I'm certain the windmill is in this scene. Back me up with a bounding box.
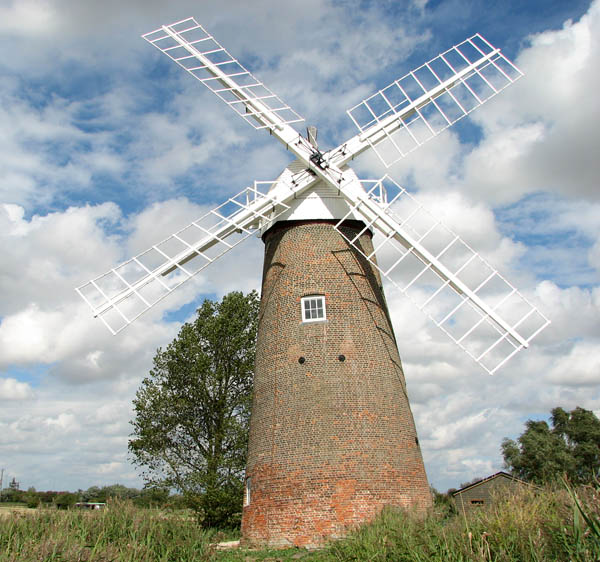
[77,18,549,547]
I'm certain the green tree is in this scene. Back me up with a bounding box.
[0,486,24,503]
[54,492,77,509]
[431,487,456,518]
[82,486,103,502]
[134,485,170,508]
[100,484,139,500]
[129,291,259,528]
[551,406,600,484]
[23,487,39,508]
[38,490,58,504]
[502,407,600,484]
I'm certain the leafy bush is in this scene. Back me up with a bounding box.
[54,492,77,510]
[22,492,39,509]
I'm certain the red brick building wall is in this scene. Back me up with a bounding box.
[241,220,431,547]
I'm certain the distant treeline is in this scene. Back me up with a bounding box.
[0,484,179,509]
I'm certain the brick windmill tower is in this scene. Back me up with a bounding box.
[240,154,432,546]
[78,18,549,547]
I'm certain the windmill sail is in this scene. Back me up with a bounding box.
[342,34,523,168]
[76,184,290,334]
[334,176,549,374]
[142,18,304,132]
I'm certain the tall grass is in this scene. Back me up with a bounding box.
[0,499,219,561]
[325,483,600,562]
[0,484,598,561]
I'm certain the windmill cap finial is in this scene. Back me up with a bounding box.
[307,126,318,148]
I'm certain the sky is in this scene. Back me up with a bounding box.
[0,0,598,494]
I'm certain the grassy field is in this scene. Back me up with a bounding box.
[0,483,598,561]
[0,503,31,518]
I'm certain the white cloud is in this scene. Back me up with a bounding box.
[0,305,68,365]
[590,240,600,272]
[124,197,211,256]
[45,412,79,431]
[0,0,59,36]
[548,342,600,386]
[534,281,600,342]
[0,203,122,313]
[97,462,124,474]
[462,1,600,203]
[0,378,34,401]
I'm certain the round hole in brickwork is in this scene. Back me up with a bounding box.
[298,356,305,364]
[338,354,346,362]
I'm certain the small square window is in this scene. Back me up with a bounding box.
[301,295,326,322]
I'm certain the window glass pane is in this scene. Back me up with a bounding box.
[302,296,326,322]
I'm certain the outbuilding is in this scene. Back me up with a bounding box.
[452,471,529,514]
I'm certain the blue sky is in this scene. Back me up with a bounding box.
[0,0,599,494]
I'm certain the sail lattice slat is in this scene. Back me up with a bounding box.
[346,34,523,168]
[142,18,304,130]
[77,183,289,334]
[335,176,549,374]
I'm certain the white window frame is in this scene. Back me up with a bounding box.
[301,295,326,323]
[244,477,251,506]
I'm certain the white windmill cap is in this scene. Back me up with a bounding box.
[267,160,365,223]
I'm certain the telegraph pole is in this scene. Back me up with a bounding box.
[0,468,4,502]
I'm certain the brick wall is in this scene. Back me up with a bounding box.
[241,220,431,548]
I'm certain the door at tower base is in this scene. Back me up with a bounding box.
[241,220,431,548]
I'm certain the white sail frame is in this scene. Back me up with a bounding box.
[345,34,523,168]
[142,18,304,131]
[77,183,289,334]
[334,177,550,374]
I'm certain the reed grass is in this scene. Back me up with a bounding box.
[325,482,600,562]
[0,483,598,561]
[0,499,218,561]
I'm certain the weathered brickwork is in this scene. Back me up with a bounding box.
[241,220,431,548]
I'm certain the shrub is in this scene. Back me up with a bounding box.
[23,492,39,509]
[54,492,77,510]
